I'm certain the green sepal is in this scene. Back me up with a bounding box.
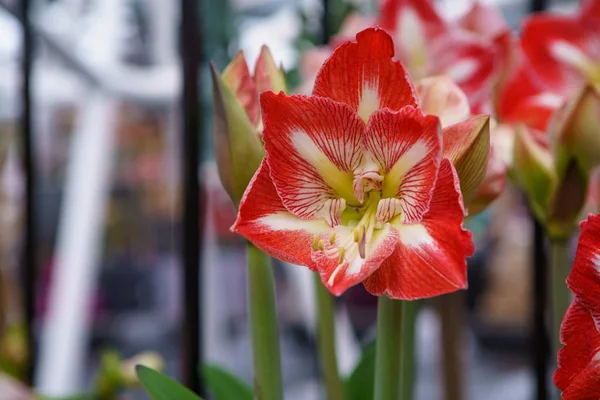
[512,125,558,223]
[211,63,265,208]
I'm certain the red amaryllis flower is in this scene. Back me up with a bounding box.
[378,0,501,109]
[233,28,474,299]
[521,0,600,95]
[554,214,600,399]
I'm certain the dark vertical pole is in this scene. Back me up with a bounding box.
[529,0,549,397]
[20,0,36,386]
[321,0,330,44]
[180,0,204,395]
[532,219,548,400]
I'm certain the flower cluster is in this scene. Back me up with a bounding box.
[496,0,600,238]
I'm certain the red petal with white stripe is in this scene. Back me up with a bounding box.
[313,28,417,122]
[429,31,498,108]
[456,2,510,40]
[521,14,600,94]
[261,92,365,221]
[566,214,600,312]
[363,159,473,299]
[312,223,399,296]
[232,160,330,267]
[363,107,441,223]
[554,301,600,400]
[379,0,446,40]
[498,63,563,131]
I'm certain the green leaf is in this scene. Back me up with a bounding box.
[345,342,376,400]
[202,364,253,400]
[136,366,203,400]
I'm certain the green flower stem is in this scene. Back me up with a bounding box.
[374,296,403,400]
[400,300,419,400]
[247,243,284,400]
[314,274,344,400]
[550,237,571,366]
[437,293,464,400]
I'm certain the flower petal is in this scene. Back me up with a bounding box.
[429,31,498,108]
[415,75,470,128]
[254,45,287,95]
[379,0,445,79]
[363,158,473,299]
[498,64,563,131]
[581,0,600,25]
[313,28,417,122]
[467,146,507,216]
[566,214,600,311]
[364,106,442,223]
[554,300,600,400]
[313,223,399,296]
[232,160,330,267]
[456,2,510,40]
[521,14,600,93]
[379,0,446,41]
[442,115,491,207]
[222,51,260,127]
[261,92,364,220]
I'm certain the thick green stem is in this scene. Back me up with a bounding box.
[400,301,419,400]
[550,238,571,365]
[314,274,344,400]
[247,243,284,400]
[374,296,403,400]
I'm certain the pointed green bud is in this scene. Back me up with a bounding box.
[546,157,588,239]
[550,84,600,174]
[211,63,265,208]
[442,115,491,208]
[512,125,558,222]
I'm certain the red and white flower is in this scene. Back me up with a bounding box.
[521,0,600,95]
[554,213,600,399]
[233,28,474,299]
[378,0,505,110]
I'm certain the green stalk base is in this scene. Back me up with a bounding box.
[247,244,284,400]
[374,296,403,400]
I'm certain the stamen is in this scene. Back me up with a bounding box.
[353,229,360,242]
[318,240,325,251]
[329,231,336,245]
[337,247,346,264]
[358,227,366,259]
[312,235,320,251]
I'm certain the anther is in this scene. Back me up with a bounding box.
[329,231,336,245]
[337,247,346,264]
[318,240,325,251]
[358,227,366,259]
[312,235,320,251]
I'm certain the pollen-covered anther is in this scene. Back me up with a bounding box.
[312,235,320,251]
[329,231,336,245]
[337,247,346,264]
[318,240,325,251]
